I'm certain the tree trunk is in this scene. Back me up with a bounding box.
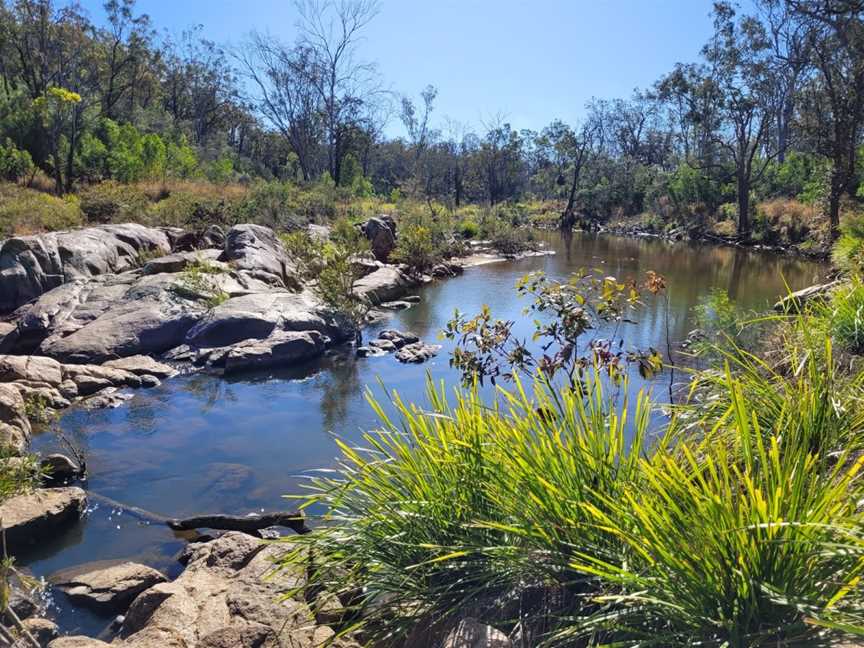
[829,167,843,240]
[737,173,750,240]
[560,162,581,231]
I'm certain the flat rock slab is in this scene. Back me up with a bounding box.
[52,560,167,613]
[0,487,86,552]
[353,266,416,305]
[103,355,177,379]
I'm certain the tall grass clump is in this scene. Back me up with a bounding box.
[813,279,864,355]
[282,375,653,645]
[574,376,864,646]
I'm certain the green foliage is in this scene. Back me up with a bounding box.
[457,219,480,239]
[813,280,864,354]
[444,270,652,388]
[0,184,83,236]
[282,220,369,327]
[833,214,864,275]
[0,139,34,183]
[234,181,303,230]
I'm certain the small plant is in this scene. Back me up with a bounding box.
[175,256,229,308]
[443,270,659,388]
[814,279,864,354]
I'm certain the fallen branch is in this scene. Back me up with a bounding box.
[167,512,309,535]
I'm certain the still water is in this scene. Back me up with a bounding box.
[27,231,827,635]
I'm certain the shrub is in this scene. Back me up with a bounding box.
[0,138,34,183]
[814,279,864,354]
[78,180,150,223]
[148,190,236,228]
[457,219,479,239]
[234,181,303,230]
[756,199,819,245]
[0,184,83,235]
[174,256,229,308]
[833,213,864,275]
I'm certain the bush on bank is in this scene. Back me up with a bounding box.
[280,262,864,646]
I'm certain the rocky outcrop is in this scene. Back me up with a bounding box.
[142,249,222,275]
[356,330,440,364]
[0,224,171,314]
[109,532,359,648]
[102,355,176,379]
[52,561,167,614]
[0,487,86,553]
[23,616,60,646]
[361,216,396,262]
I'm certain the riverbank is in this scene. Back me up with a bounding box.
[0,216,558,645]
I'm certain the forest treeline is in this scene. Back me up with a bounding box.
[0,0,863,243]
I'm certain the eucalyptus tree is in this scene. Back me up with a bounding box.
[294,0,382,185]
[703,2,777,238]
[789,0,864,237]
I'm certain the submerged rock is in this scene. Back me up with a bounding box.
[0,487,86,552]
[52,561,167,614]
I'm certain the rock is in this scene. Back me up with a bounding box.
[356,346,387,358]
[440,618,512,648]
[0,224,171,314]
[379,300,412,310]
[139,374,161,388]
[0,355,63,386]
[9,383,70,410]
[395,341,441,364]
[202,225,226,249]
[47,638,111,648]
[403,295,421,303]
[142,249,223,275]
[40,454,80,485]
[0,321,18,353]
[361,217,396,262]
[431,262,464,278]
[307,224,330,241]
[58,379,78,400]
[0,487,86,552]
[221,224,300,290]
[115,531,330,648]
[103,355,177,379]
[351,256,383,278]
[52,561,167,614]
[22,617,59,646]
[379,330,420,348]
[774,280,842,312]
[0,383,30,452]
[224,330,325,374]
[36,274,205,363]
[185,291,353,349]
[82,389,133,410]
[353,266,417,305]
[70,375,113,397]
[368,339,397,352]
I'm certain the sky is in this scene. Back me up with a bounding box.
[75,0,741,137]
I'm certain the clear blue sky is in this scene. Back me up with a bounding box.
[76,0,743,136]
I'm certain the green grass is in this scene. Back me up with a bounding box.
[813,279,864,355]
[279,321,864,646]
